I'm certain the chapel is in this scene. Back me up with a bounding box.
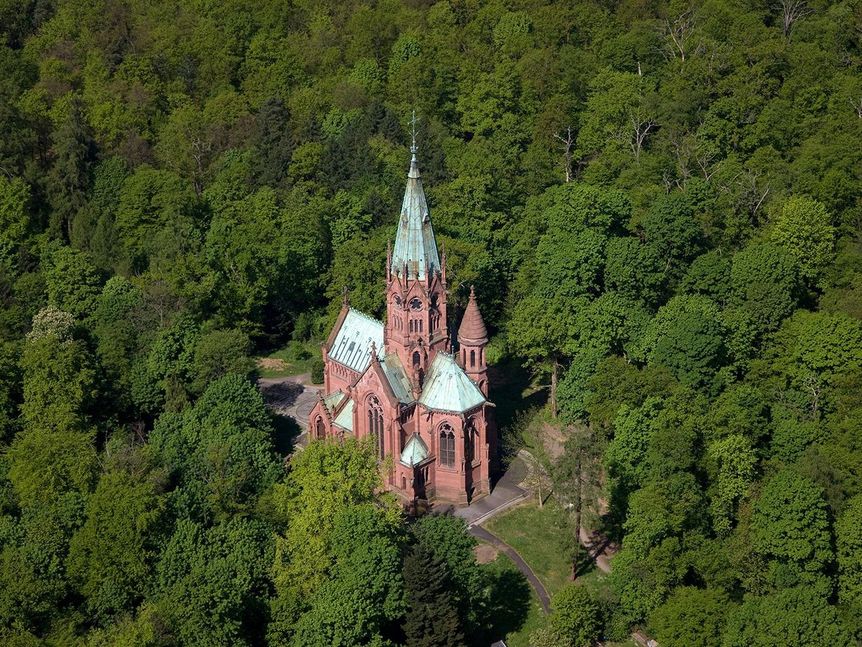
[307,145,496,505]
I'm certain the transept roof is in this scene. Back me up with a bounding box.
[328,308,384,373]
[418,352,486,414]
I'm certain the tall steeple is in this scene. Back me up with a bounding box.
[386,119,449,387]
[390,113,440,280]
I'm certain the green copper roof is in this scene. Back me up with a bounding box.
[418,353,486,413]
[329,308,384,373]
[322,390,346,413]
[333,397,354,432]
[400,433,429,467]
[381,353,414,404]
[391,154,440,280]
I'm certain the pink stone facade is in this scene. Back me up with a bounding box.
[307,154,496,505]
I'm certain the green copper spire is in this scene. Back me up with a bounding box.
[391,129,440,280]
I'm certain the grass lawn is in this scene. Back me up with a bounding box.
[479,551,545,647]
[485,500,579,596]
[256,339,320,379]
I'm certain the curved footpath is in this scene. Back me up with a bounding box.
[471,524,551,613]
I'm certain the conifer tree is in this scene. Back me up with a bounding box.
[402,544,465,647]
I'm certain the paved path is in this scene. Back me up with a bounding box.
[258,374,320,447]
[471,525,551,613]
[451,452,529,526]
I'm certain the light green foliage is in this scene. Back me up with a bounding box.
[546,583,601,647]
[154,518,274,647]
[68,470,167,621]
[7,426,98,508]
[649,587,730,647]
[2,0,862,643]
[292,505,406,646]
[706,434,757,534]
[770,197,835,284]
[751,470,832,584]
[723,587,852,647]
[271,437,385,602]
[44,247,102,318]
[623,472,704,556]
[606,398,662,497]
[760,310,862,416]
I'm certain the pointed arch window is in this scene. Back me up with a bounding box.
[439,423,455,468]
[367,395,384,458]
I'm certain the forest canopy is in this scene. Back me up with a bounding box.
[1,0,862,645]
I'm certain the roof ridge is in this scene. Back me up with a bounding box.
[347,307,384,326]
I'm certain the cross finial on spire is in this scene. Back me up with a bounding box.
[410,109,418,159]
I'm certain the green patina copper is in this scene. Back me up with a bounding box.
[400,432,429,467]
[390,153,440,280]
[418,352,486,414]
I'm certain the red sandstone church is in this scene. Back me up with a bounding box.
[308,147,496,505]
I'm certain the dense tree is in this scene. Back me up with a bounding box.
[67,470,167,621]
[402,544,464,647]
[539,583,601,647]
[1,0,862,644]
[649,587,730,647]
[723,587,852,647]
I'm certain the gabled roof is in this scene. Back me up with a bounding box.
[391,154,440,280]
[333,397,354,432]
[418,353,486,414]
[322,390,346,413]
[328,308,384,373]
[400,433,429,467]
[381,353,414,404]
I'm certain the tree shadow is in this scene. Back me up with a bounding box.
[490,356,547,433]
[483,565,532,641]
[271,413,301,455]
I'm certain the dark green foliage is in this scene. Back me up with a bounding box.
[0,0,861,644]
[310,358,324,384]
[412,514,487,636]
[401,544,465,647]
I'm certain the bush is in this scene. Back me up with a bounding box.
[311,359,324,384]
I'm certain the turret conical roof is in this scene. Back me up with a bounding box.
[458,286,488,345]
[391,153,440,280]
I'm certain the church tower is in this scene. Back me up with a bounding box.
[385,143,449,392]
[458,286,489,396]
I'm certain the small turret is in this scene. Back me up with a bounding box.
[458,286,489,396]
